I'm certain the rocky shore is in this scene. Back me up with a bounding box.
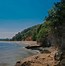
[15,46,58,66]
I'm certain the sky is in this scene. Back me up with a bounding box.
[0,0,60,39]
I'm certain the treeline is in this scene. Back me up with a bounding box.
[11,24,42,41]
[11,22,51,47]
[11,0,64,48]
[0,38,10,41]
[12,0,65,65]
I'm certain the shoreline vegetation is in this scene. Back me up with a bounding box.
[1,0,65,66]
[14,0,65,65]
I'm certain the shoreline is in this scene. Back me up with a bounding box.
[0,41,37,45]
[0,41,40,66]
[0,41,57,66]
[12,41,57,66]
[15,47,57,66]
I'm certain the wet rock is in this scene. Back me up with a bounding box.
[21,61,31,66]
[15,61,21,66]
[25,46,41,49]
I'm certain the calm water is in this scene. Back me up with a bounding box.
[0,42,38,66]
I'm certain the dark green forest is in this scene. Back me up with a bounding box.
[11,24,42,41]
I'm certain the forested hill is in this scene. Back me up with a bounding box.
[11,24,42,41]
[11,21,50,43]
[13,0,65,65]
[11,0,64,50]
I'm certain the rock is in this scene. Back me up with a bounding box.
[54,51,65,66]
[60,59,65,66]
[15,61,21,66]
[47,64,50,66]
[35,56,39,59]
[54,61,60,66]
[40,49,51,53]
[25,46,41,49]
[54,51,63,61]
[21,61,31,66]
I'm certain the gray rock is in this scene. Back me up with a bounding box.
[60,59,65,66]
[54,51,63,61]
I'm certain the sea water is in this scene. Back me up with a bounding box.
[0,42,37,66]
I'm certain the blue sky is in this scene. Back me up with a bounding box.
[0,0,59,38]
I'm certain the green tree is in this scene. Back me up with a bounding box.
[46,0,65,48]
[36,22,51,47]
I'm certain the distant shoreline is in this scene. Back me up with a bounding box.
[0,41,37,46]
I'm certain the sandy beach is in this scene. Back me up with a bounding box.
[0,41,37,46]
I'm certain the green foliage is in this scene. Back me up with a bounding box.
[11,32,22,41]
[0,38,10,41]
[11,21,51,47]
[36,22,51,46]
[46,0,65,30]
[11,24,41,41]
[11,0,65,48]
[36,0,65,47]
[46,0,65,48]
[37,25,48,41]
